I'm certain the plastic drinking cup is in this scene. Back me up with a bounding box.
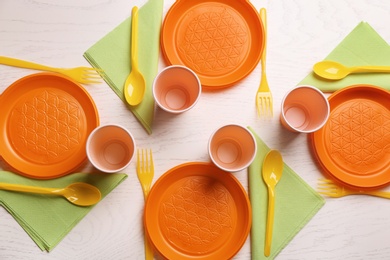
[153,65,201,113]
[280,85,330,133]
[86,125,135,173]
[208,124,257,172]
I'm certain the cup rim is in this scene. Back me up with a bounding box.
[208,124,257,172]
[86,124,136,173]
[152,65,202,114]
[281,85,330,133]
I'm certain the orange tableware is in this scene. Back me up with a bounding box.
[208,124,257,172]
[144,162,251,260]
[0,73,99,179]
[153,65,201,114]
[281,85,330,133]
[311,85,390,189]
[86,125,135,173]
[161,0,265,90]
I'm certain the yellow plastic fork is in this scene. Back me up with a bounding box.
[137,149,154,260]
[317,179,390,199]
[0,56,102,84]
[256,8,273,118]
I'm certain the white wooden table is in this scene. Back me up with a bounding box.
[1,0,390,259]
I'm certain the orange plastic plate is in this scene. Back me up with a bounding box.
[144,162,251,260]
[161,0,265,90]
[0,73,99,179]
[311,85,390,189]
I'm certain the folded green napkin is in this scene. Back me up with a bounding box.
[248,127,325,260]
[299,22,390,92]
[0,171,127,252]
[83,0,163,134]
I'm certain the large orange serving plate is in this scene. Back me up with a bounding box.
[161,0,265,90]
[144,162,251,259]
[311,85,390,189]
[0,73,99,179]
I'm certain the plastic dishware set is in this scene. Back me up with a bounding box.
[1,0,390,259]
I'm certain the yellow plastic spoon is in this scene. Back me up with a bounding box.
[262,149,283,257]
[0,182,101,207]
[313,60,390,80]
[124,6,146,106]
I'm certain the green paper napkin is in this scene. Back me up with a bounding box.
[299,22,390,92]
[83,0,163,134]
[248,127,325,260]
[0,171,127,252]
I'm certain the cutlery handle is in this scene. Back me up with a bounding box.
[264,188,275,257]
[0,182,58,195]
[131,6,139,68]
[143,188,154,260]
[259,8,267,71]
[144,228,154,260]
[353,65,390,73]
[358,190,390,199]
[0,56,59,73]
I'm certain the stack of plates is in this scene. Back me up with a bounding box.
[0,73,99,179]
[311,85,390,190]
[161,0,265,90]
[144,162,251,259]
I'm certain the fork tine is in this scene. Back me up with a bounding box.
[264,97,271,117]
[256,98,261,115]
[317,188,336,193]
[137,149,141,172]
[149,149,154,173]
[81,67,103,84]
[137,149,154,191]
[256,97,265,116]
[137,149,153,173]
[317,180,336,189]
[316,178,341,197]
[318,178,333,183]
[79,79,102,84]
[82,75,102,81]
[84,69,102,74]
[256,95,273,118]
[83,67,103,72]
[317,183,337,189]
[138,149,145,175]
[83,72,101,77]
[317,191,336,197]
[268,98,274,116]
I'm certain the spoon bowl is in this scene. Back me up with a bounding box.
[124,6,146,106]
[0,182,101,207]
[124,66,146,106]
[313,60,390,80]
[262,149,283,256]
[59,183,102,206]
[313,61,350,80]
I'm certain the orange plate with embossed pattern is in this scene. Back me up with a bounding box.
[0,73,99,179]
[144,162,251,260]
[311,85,390,189]
[161,0,265,90]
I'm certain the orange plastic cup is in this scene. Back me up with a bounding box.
[153,65,201,113]
[208,124,257,172]
[280,85,330,133]
[86,125,135,173]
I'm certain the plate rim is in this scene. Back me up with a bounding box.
[160,0,265,90]
[144,161,251,259]
[0,72,99,179]
[311,84,390,189]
